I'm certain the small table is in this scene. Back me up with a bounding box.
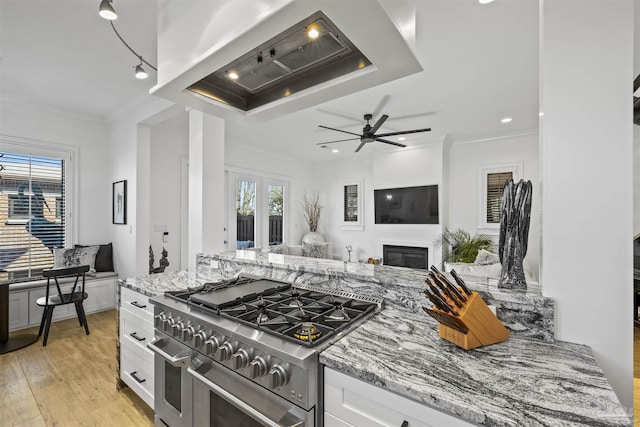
[0,283,39,354]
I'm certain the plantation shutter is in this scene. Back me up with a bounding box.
[0,152,66,283]
[344,184,358,222]
[486,171,512,224]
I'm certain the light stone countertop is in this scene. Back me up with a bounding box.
[320,306,631,427]
[119,267,630,427]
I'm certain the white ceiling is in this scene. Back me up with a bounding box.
[1,0,541,162]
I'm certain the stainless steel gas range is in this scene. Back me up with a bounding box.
[147,274,382,427]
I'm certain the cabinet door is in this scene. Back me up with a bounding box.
[324,368,474,427]
[8,290,29,331]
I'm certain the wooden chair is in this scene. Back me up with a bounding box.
[37,265,90,346]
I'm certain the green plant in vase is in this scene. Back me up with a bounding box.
[433,228,495,263]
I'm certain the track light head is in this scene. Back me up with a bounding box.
[135,63,148,79]
[99,0,117,20]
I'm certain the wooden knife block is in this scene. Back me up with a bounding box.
[437,292,509,350]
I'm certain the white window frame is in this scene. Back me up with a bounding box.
[1,135,75,247]
[340,177,364,231]
[477,162,522,231]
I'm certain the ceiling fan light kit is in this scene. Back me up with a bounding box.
[317,113,431,153]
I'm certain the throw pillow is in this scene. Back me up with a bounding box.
[54,245,100,273]
[302,241,330,259]
[474,248,500,266]
[268,244,289,255]
[75,243,114,272]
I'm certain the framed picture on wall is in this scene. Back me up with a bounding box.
[112,180,127,225]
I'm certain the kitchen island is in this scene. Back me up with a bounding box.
[117,254,630,426]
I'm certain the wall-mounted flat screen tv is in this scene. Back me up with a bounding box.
[374,185,439,224]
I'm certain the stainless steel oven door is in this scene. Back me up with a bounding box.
[189,356,313,427]
[148,334,193,427]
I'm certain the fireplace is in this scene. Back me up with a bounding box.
[382,245,428,269]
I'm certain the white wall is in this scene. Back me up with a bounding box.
[225,142,313,246]
[310,143,444,265]
[448,132,540,280]
[106,97,175,278]
[540,0,633,408]
[635,126,639,238]
[0,99,110,247]
[150,121,189,272]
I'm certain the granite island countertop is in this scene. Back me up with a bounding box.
[118,269,630,427]
[320,306,630,427]
[118,269,226,297]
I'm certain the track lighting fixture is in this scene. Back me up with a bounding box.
[135,61,148,79]
[98,0,157,79]
[98,0,117,20]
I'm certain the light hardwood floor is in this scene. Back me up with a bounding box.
[0,310,154,427]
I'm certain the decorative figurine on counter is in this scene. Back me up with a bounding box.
[149,245,170,274]
[346,245,353,263]
[497,178,532,290]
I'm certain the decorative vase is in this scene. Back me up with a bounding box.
[302,231,325,245]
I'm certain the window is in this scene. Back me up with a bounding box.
[0,149,71,283]
[340,178,363,230]
[477,163,522,230]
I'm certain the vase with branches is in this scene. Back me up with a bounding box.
[302,191,322,232]
[433,228,495,263]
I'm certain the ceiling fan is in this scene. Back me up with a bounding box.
[317,113,431,152]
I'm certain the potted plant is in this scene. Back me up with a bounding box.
[433,228,495,264]
[301,191,324,244]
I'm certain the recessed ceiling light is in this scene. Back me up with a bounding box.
[332,149,339,153]
[538,112,544,116]
[307,27,320,39]
[398,137,406,141]
[501,117,512,123]
[227,71,239,80]
[479,0,494,4]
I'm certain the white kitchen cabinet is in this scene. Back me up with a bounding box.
[324,368,474,427]
[119,287,155,408]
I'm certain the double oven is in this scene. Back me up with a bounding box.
[147,276,382,427]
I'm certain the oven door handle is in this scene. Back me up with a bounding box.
[147,337,191,367]
[187,364,304,427]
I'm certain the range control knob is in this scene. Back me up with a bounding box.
[268,365,288,389]
[181,325,196,342]
[249,356,268,378]
[162,317,174,333]
[232,349,250,370]
[219,342,235,361]
[171,321,185,337]
[154,312,167,328]
[193,330,208,347]
[204,336,223,355]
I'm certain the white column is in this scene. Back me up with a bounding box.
[540,0,634,408]
[188,110,226,271]
[136,125,151,277]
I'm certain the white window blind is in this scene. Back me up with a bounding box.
[343,184,358,222]
[486,171,513,224]
[0,152,66,283]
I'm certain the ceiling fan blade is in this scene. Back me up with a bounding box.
[316,137,361,145]
[371,95,391,118]
[316,108,362,123]
[375,128,431,138]
[369,114,389,134]
[354,141,367,153]
[318,125,362,137]
[375,137,407,148]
